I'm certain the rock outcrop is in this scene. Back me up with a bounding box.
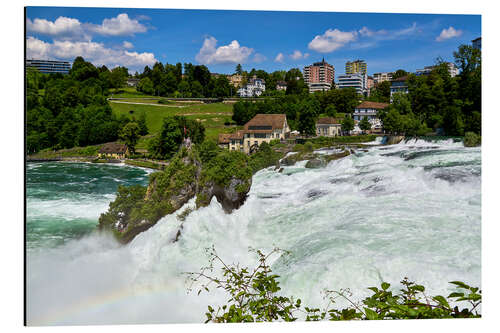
[99,147,252,244]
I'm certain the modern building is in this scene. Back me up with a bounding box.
[472,37,481,50]
[237,75,265,97]
[353,101,389,132]
[415,63,459,77]
[345,60,367,75]
[390,76,409,101]
[316,117,342,137]
[26,59,71,75]
[373,72,393,85]
[337,73,367,96]
[303,58,335,93]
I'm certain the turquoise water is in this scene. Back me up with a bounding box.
[26,140,481,325]
[26,162,150,250]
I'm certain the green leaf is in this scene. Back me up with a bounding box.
[450,281,470,290]
[381,282,390,290]
[433,296,450,309]
[364,308,379,320]
[448,292,464,298]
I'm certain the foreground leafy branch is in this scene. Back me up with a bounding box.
[185,247,481,323]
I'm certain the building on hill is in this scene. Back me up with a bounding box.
[276,81,287,91]
[219,114,290,154]
[26,59,71,75]
[303,58,335,93]
[373,72,393,85]
[337,73,367,96]
[390,76,409,101]
[316,117,342,137]
[127,78,140,87]
[345,59,367,75]
[353,101,389,132]
[242,114,290,153]
[238,75,265,97]
[415,63,459,77]
[98,143,129,159]
[227,74,243,87]
[217,133,231,150]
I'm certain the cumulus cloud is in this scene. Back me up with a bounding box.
[88,13,148,36]
[26,36,157,69]
[308,29,358,53]
[122,41,134,49]
[436,26,463,42]
[274,52,284,63]
[290,50,309,60]
[26,16,87,40]
[195,36,253,65]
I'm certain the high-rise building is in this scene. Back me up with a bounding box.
[345,60,367,75]
[472,37,481,50]
[337,73,367,96]
[303,58,335,93]
[26,59,71,75]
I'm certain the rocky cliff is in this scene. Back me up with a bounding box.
[98,146,252,244]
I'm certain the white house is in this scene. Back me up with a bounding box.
[238,76,266,97]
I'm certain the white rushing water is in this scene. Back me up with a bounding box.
[26,139,481,325]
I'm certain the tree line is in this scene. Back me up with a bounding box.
[26,56,147,154]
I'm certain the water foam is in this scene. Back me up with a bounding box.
[26,141,481,325]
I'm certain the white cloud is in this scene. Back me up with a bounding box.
[26,17,87,40]
[290,50,303,60]
[88,13,148,36]
[274,52,284,63]
[308,29,358,53]
[253,53,267,63]
[290,50,310,60]
[26,36,157,69]
[122,41,134,49]
[195,36,253,65]
[436,26,463,42]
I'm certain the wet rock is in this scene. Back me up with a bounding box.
[305,159,326,169]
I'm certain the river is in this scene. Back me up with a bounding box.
[26,139,481,325]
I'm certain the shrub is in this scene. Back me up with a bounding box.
[464,132,481,147]
[186,247,481,323]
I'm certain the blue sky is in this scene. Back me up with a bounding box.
[26,7,481,78]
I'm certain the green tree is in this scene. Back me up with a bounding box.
[235,64,243,75]
[359,116,371,133]
[137,77,154,95]
[137,112,149,136]
[341,115,355,134]
[147,117,183,159]
[120,122,140,154]
[298,99,320,136]
[392,69,408,79]
[325,104,337,118]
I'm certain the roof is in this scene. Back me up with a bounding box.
[355,101,389,110]
[229,130,244,140]
[99,142,127,154]
[218,133,231,144]
[276,81,287,86]
[391,75,408,82]
[316,117,341,125]
[244,114,287,133]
